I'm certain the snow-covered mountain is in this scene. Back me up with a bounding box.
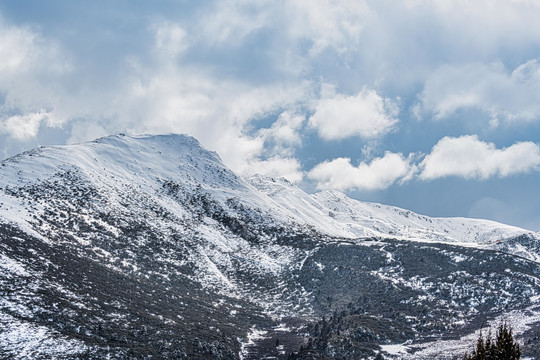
[1,134,539,359]
[0,133,533,248]
[248,174,531,245]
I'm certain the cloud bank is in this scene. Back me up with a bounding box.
[2,0,540,193]
[418,59,540,125]
[308,152,412,191]
[308,136,540,190]
[419,135,540,180]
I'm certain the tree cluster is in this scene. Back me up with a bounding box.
[463,323,520,360]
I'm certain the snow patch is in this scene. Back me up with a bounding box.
[239,326,268,360]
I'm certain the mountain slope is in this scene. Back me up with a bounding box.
[248,174,532,246]
[1,134,540,359]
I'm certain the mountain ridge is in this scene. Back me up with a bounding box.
[1,133,533,243]
[1,133,540,359]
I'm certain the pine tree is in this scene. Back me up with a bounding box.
[462,322,520,360]
[494,323,520,359]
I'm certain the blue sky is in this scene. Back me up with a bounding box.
[1,0,540,231]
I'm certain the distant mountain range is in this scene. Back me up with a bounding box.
[1,134,539,359]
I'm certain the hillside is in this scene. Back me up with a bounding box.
[1,134,539,359]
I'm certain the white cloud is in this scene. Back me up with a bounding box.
[418,59,540,124]
[0,16,309,181]
[198,0,369,56]
[309,135,540,189]
[260,111,304,146]
[197,0,540,65]
[200,0,275,45]
[309,88,399,140]
[233,111,307,182]
[0,17,71,142]
[1,16,309,182]
[0,17,69,83]
[4,1,540,189]
[152,21,189,57]
[284,0,369,56]
[67,121,110,145]
[0,22,35,74]
[0,110,66,141]
[308,152,412,191]
[255,110,305,159]
[420,135,540,180]
[0,111,47,141]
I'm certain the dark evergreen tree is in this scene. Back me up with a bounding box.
[463,323,520,360]
[494,323,520,359]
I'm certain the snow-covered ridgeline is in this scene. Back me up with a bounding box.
[248,174,532,245]
[0,133,535,247]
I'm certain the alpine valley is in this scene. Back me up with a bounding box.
[1,134,540,359]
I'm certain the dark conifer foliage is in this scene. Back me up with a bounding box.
[463,323,520,360]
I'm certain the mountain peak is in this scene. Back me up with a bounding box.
[93,133,204,149]
[0,132,245,209]
[88,133,219,161]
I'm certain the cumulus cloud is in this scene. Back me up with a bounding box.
[0,17,68,80]
[260,111,304,146]
[309,88,399,140]
[4,0,540,188]
[255,110,306,160]
[235,111,307,182]
[0,111,48,141]
[418,59,540,125]
[0,16,71,141]
[419,135,540,180]
[308,152,412,191]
